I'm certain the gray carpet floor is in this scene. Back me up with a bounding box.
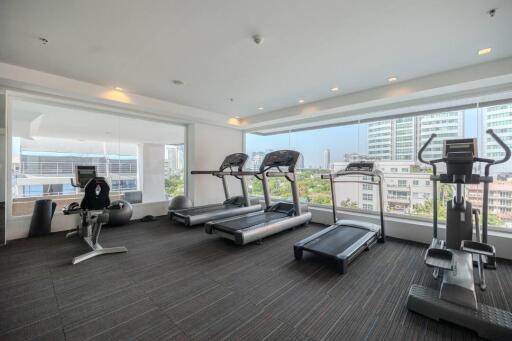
[1,218,512,341]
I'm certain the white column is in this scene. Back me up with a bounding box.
[187,123,243,206]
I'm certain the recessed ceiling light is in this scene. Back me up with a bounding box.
[478,47,492,55]
[330,87,339,92]
[114,86,124,91]
[298,99,305,104]
[258,107,264,110]
[387,76,398,83]
[172,79,184,86]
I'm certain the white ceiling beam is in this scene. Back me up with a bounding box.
[0,62,240,129]
[242,57,512,132]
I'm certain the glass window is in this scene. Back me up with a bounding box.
[245,103,512,230]
[10,98,185,216]
[363,193,373,201]
[165,144,185,198]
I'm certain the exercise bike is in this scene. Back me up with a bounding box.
[63,166,128,265]
[406,129,512,340]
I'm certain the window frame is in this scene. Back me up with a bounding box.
[244,98,512,233]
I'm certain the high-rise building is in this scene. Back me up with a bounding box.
[166,145,184,170]
[367,111,464,161]
[322,149,331,169]
[417,111,464,160]
[394,117,416,160]
[251,152,266,170]
[331,160,431,214]
[481,104,512,175]
[367,120,393,160]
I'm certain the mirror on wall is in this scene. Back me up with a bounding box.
[0,92,5,245]
[7,97,185,230]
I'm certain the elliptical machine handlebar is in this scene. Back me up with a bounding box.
[418,133,437,165]
[486,129,511,165]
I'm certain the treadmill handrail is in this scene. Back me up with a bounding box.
[229,170,261,176]
[321,166,385,243]
[191,170,260,177]
[266,171,294,177]
[321,169,383,179]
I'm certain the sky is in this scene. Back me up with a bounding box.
[247,109,480,168]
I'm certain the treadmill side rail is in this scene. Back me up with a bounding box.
[207,211,312,245]
[240,212,312,245]
[170,203,262,226]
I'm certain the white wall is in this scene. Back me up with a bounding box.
[187,123,244,206]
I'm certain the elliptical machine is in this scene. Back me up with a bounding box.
[406,129,512,340]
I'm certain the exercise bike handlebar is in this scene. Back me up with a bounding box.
[418,133,437,165]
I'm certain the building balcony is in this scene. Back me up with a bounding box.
[386,196,410,203]
[13,161,137,178]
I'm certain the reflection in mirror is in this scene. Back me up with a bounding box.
[0,93,5,244]
[8,98,185,227]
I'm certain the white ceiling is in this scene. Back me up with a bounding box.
[0,0,511,118]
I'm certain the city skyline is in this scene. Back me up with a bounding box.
[246,109,481,168]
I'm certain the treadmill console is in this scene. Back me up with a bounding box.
[260,150,301,172]
[345,162,374,172]
[219,153,249,171]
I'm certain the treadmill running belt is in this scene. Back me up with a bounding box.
[175,204,232,216]
[305,225,369,255]
[215,211,288,231]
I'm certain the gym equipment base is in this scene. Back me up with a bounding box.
[66,231,128,265]
[407,284,512,341]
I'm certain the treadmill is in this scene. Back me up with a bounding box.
[169,153,262,226]
[294,161,385,274]
[205,150,312,245]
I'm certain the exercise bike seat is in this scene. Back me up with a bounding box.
[425,248,454,271]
